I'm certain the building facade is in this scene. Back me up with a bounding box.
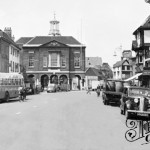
[85,57,102,68]
[113,50,134,80]
[132,15,150,87]
[113,59,132,80]
[0,28,21,73]
[16,17,86,90]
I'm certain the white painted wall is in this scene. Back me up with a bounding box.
[113,66,122,79]
[9,45,20,73]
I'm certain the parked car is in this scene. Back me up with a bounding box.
[47,84,60,93]
[102,79,124,105]
[120,86,150,120]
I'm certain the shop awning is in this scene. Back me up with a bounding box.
[124,73,142,82]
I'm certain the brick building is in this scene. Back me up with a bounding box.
[0,28,21,73]
[16,16,86,90]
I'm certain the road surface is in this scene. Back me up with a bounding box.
[0,91,149,150]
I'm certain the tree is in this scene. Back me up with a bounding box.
[100,63,113,80]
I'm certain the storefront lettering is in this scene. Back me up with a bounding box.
[125,120,150,145]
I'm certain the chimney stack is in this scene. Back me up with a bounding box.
[4,27,12,39]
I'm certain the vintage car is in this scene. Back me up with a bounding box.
[47,84,60,93]
[120,86,150,120]
[102,79,123,106]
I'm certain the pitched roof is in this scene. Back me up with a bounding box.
[16,37,33,44]
[113,60,124,68]
[86,57,102,68]
[86,67,101,76]
[0,30,20,49]
[133,15,150,34]
[16,36,83,47]
[113,59,131,68]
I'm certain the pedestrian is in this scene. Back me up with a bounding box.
[96,85,101,97]
[87,86,91,94]
[23,87,27,100]
[19,87,26,102]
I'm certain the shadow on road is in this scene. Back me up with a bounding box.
[108,103,120,107]
[0,98,31,104]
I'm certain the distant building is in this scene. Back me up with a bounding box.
[85,67,102,88]
[0,28,21,73]
[113,59,132,80]
[113,49,137,81]
[86,57,102,68]
[16,16,86,90]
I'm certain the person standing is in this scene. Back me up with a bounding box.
[19,87,26,102]
[96,85,101,97]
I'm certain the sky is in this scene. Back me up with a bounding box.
[0,0,150,67]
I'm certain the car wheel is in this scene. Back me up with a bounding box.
[105,101,108,105]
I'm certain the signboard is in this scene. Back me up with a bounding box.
[143,70,150,75]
